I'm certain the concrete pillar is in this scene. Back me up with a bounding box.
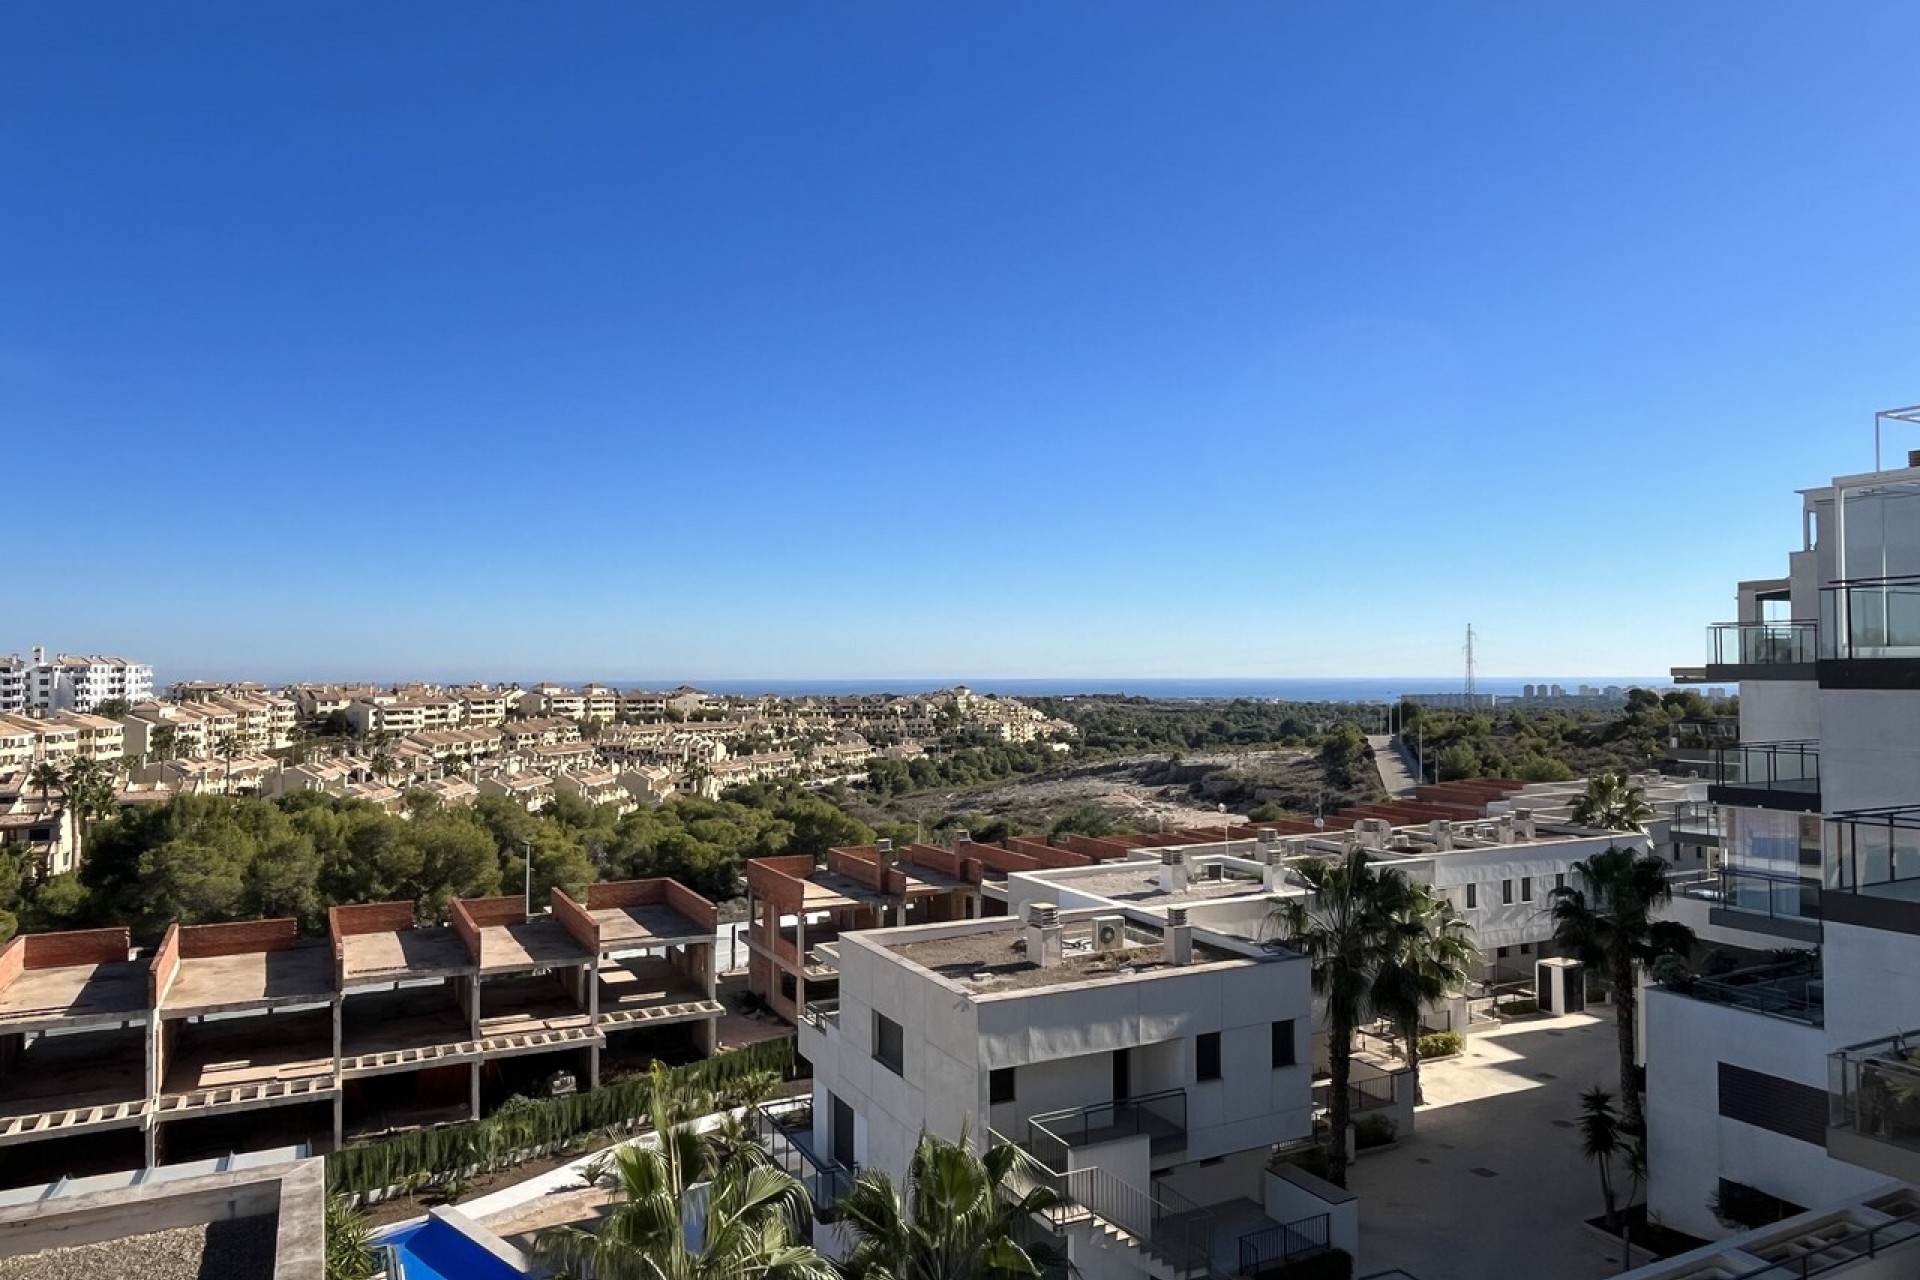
[470,1061,481,1120]
[589,1043,601,1091]
[332,1094,344,1151]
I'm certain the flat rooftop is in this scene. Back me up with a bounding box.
[589,902,710,949]
[338,926,472,984]
[163,943,334,1014]
[887,931,1242,994]
[0,960,147,1028]
[474,918,593,972]
[0,1217,279,1280]
[1055,864,1270,906]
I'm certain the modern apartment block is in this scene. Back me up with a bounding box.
[0,649,153,715]
[1645,456,1920,1241]
[0,879,721,1188]
[795,901,1337,1278]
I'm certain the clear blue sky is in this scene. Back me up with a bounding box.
[8,4,1919,685]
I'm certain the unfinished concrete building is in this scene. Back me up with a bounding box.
[0,878,722,1189]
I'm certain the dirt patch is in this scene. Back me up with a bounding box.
[848,748,1359,836]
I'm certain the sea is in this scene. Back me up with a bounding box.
[592,677,1670,703]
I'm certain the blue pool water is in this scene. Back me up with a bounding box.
[381,1218,529,1279]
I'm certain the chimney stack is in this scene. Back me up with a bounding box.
[1514,808,1536,840]
[1024,903,1063,968]
[1166,906,1193,966]
[1159,849,1188,894]
[1256,828,1279,863]
[1428,819,1454,852]
[954,829,971,848]
[1497,814,1516,844]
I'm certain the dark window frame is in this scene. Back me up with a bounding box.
[1196,1031,1222,1082]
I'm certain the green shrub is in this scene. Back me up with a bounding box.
[326,1036,797,1199]
[1353,1114,1398,1148]
[1417,1031,1463,1060]
[1496,998,1538,1016]
[1274,1142,1332,1181]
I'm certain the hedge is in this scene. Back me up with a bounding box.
[327,1036,796,1199]
[1417,1030,1463,1060]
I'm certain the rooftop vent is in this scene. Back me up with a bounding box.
[954,829,971,847]
[1025,902,1063,967]
[1166,906,1193,966]
[1159,850,1189,893]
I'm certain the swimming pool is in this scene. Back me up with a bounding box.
[380,1211,535,1279]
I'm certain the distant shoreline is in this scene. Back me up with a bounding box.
[199,675,1680,702]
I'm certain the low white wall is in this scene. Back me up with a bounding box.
[1263,1164,1359,1266]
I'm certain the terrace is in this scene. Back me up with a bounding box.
[329,903,479,1078]
[1709,741,1822,813]
[1829,1032,1920,1184]
[1672,956,1824,1026]
[1822,807,1920,935]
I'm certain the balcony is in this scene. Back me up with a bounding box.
[1667,800,1722,846]
[1027,1087,1188,1166]
[1672,956,1823,1026]
[1829,1032,1920,1182]
[1822,808,1920,936]
[1706,865,1824,943]
[1822,575,1920,663]
[799,999,839,1034]
[1686,620,1819,682]
[1708,742,1821,813]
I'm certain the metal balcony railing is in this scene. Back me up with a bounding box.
[799,999,840,1033]
[992,1131,1215,1277]
[1822,576,1920,660]
[1239,1213,1331,1275]
[1829,806,1920,896]
[749,1098,857,1220]
[1027,1087,1188,1168]
[1708,620,1819,666]
[1831,1032,1920,1158]
[1710,742,1820,809]
[1680,957,1824,1026]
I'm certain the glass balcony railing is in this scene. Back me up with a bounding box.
[1678,957,1823,1026]
[1716,866,1823,924]
[1822,576,1920,660]
[1707,620,1819,667]
[1828,807,1920,896]
[1711,742,1820,805]
[1831,1032,1920,1158]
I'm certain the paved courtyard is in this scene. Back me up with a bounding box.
[1349,1007,1648,1280]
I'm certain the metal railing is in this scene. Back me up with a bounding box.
[1708,620,1819,666]
[992,1130,1215,1277]
[749,1099,857,1219]
[1239,1213,1331,1276]
[1684,958,1823,1026]
[1313,1070,1396,1114]
[1829,806,1920,895]
[1714,866,1822,924]
[1712,741,1820,795]
[1027,1087,1188,1167]
[1822,576,1920,661]
[800,999,840,1033]
[1830,1031,1920,1154]
[1705,1202,1920,1279]
[1669,801,1721,842]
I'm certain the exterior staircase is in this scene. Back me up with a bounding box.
[994,1130,1217,1280]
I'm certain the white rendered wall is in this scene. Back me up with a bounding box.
[1819,920,1920,1047]
[1818,690,1920,813]
[1738,681,1819,744]
[1645,990,1880,1241]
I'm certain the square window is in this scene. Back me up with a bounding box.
[990,1068,1016,1104]
[1272,1020,1297,1068]
[1197,1032,1222,1082]
[873,1011,904,1076]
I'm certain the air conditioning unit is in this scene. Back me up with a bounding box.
[1092,915,1126,952]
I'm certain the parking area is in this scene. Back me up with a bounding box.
[1350,1007,1644,1280]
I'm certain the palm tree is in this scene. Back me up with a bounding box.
[533,1143,833,1280]
[838,1130,1060,1280]
[1372,883,1477,1104]
[1270,848,1419,1188]
[1572,773,1654,833]
[215,733,242,792]
[1578,1086,1622,1233]
[1551,846,1695,1135]
[24,762,63,881]
[60,757,119,868]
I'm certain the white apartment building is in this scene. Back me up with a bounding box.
[797,903,1339,1278]
[1643,455,1920,1242]
[0,649,152,714]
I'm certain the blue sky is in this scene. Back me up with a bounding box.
[7,4,1920,685]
